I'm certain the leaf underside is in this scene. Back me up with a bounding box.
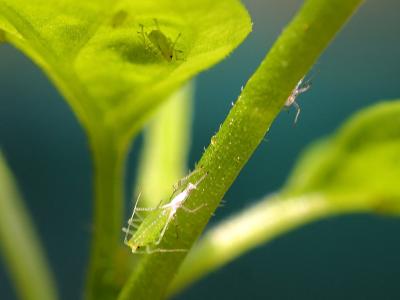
[0,0,251,141]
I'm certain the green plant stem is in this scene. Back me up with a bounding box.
[118,1,364,299]
[85,131,128,300]
[169,192,381,294]
[0,152,58,300]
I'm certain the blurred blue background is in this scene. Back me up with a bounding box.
[1,0,400,299]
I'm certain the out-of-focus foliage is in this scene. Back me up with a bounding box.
[0,152,58,300]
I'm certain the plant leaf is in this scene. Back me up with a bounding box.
[284,100,400,214]
[0,0,251,140]
[0,151,59,300]
[170,100,400,294]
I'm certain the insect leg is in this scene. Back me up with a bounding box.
[126,219,140,228]
[192,171,208,188]
[132,191,164,212]
[122,227,136,245]
[171,33,181,50]
[181,203,206,213]
[298,82,311,94]
[130,192,142,218]
[135,206,163,211]
[123,193,143,243]
[155,213,174,245]
[137,24,147,47]
[292,101,301,124]
[173,168,201,192]
[170,33,182,61]
[132,211,144,222]
[142,246,187,254]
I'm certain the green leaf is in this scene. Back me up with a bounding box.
[170,100,400,294]
[0,1,250,298]
[285,100,400,213]
[119,1,364,299]
[0,151,58,300]
[0,0,251,139]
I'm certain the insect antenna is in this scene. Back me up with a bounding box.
[171,33,181,49]
[131,246,188,254]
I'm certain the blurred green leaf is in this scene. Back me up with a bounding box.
[171,100,400,294]
[285,100,400,213]
[135,82,194,208]
[0,0,250,140]
[0,152,58,300]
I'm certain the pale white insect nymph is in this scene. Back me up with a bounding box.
[123,170,208,254]
[285,77,311,123]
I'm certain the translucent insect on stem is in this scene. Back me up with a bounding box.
[285,76,312,123]
[138,18,183,62]
[122,170,208,254]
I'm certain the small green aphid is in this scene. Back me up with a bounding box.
[122,170,207,254]
[138,19,183,62]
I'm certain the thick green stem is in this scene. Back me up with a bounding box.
[119,1,364,299]
[85,130,128,300]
